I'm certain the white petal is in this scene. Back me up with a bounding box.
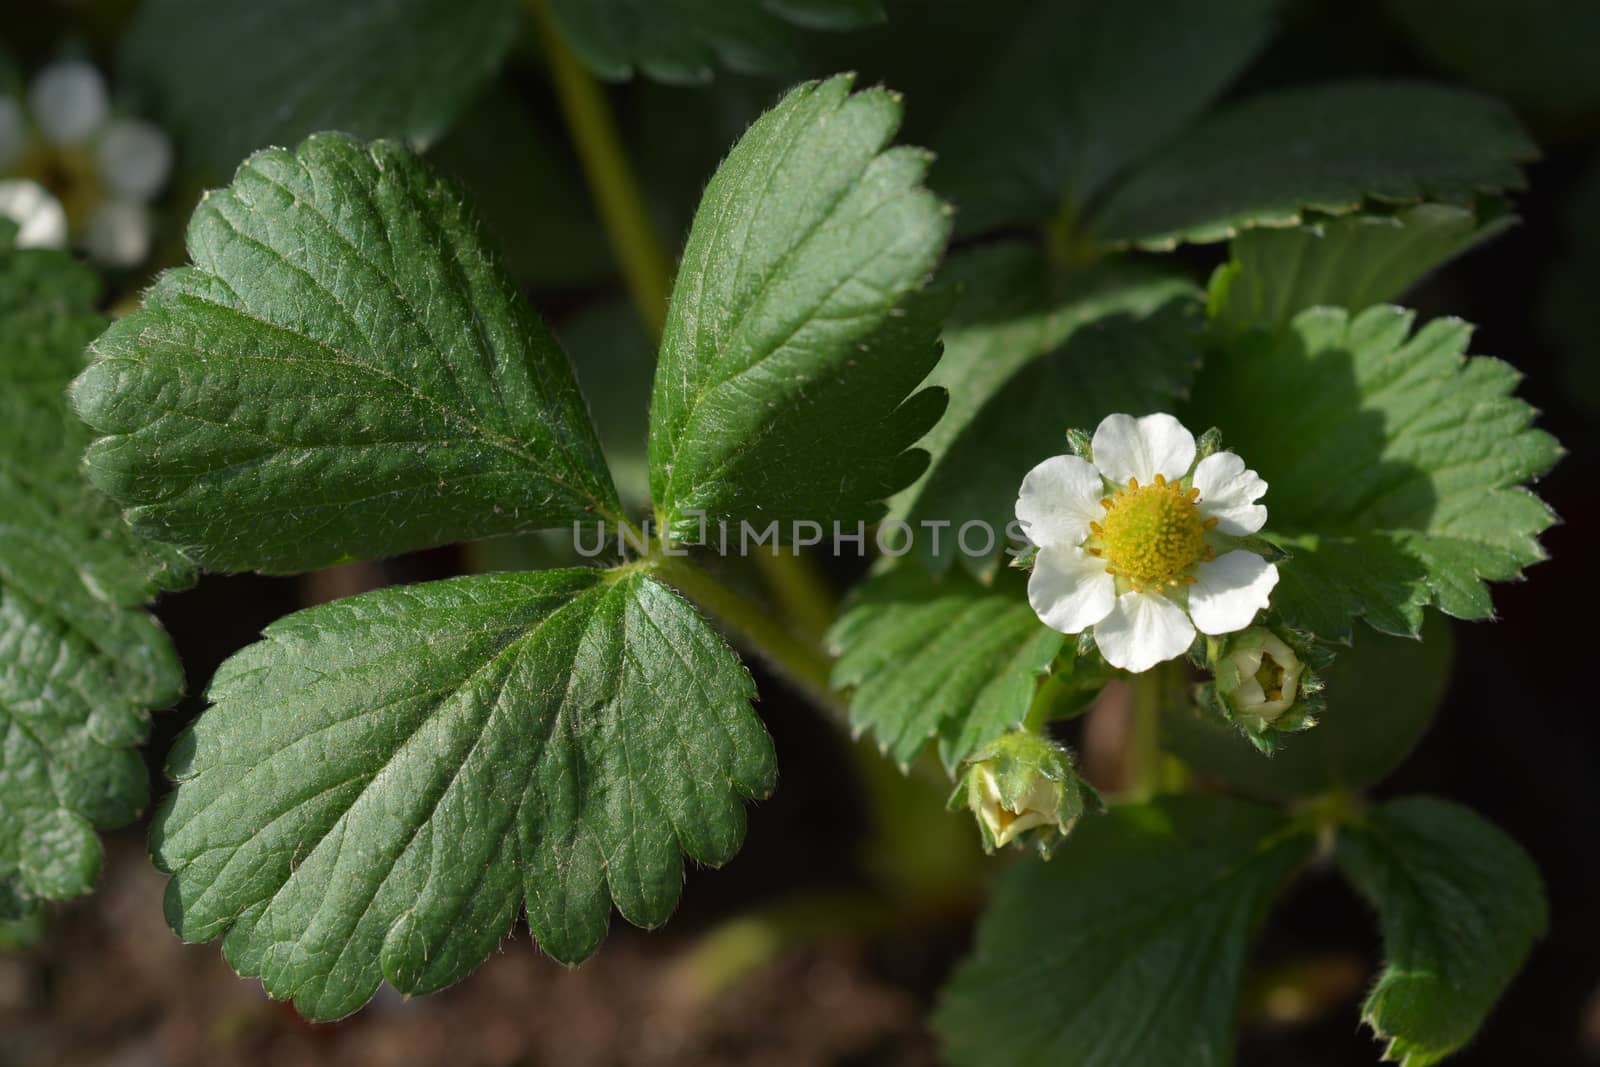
[1091,413,1196,486]
[1093,591,1196,673]
[1188,551,1279,635]
[0,180,69,249]
[84,198,152,267]
[29,61,109,145]
[97,118,173,201]
[1028,545,1116,634]
[1193,452,1268,535]
[1016,454,1105,548]
[0,95,25,170]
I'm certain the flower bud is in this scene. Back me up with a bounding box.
[1197,626,1325,752]
[949,732,1099,857]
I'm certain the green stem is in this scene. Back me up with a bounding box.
[530,0,672,340]
[1128,669,1164,800]
[753,551,838,647]
[650,554,842,716]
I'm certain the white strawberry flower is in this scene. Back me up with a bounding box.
[1016,413,1279,673]
[0,59,172,267]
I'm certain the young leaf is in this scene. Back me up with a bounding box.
[935,795,1312,1066]
[152,567,775,1020]
[828,566,1065,773]
[121,0,519,175]
[1165,617,1453,802]
[888,242,1203,576]
[547,0,884,84]
[0,236,191,918]
[1092,82,1537,250]
[931,0,1283,236]
[73,134,621,575]
[1209,202,1515,333]
[1187,305,1560,640]
[1337,797,1546,1066]
[649,75,951,543]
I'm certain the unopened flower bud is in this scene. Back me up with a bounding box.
[1216,628,1304,723]
[1197,626,1325,752]
[950,732,1098,857]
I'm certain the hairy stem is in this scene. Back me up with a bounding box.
[529,0,672,340]
[1128,668,1164,800]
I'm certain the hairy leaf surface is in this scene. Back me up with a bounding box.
[152,568,775,1019]
[74,134,620,574]
[936,795,1311,1066]
[1188,305,1559,639]
[650,75,951,542]
[1338,798,1546,1066]
[0,236,190,917]
[828,566,1064,772]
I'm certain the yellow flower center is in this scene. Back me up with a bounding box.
[1090,475,1213,591]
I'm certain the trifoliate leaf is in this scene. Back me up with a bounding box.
[1,239,191,918]
[547,0,883,84]
[152,567,775,1021]
[1166,617,1453,802]
[888,242,1203,577]
[73,133,621,575]
[121,0,518,175]
[1092,82,1536,250]
[935,795,1312,1066]
[931,0,1283,237]
[1187,305,1560,640]
[1337,797,1546,1067]
[1209,202,1516,333]
[649,75,951,543]
[1390,0,1600,115]
[828,566,1065,773]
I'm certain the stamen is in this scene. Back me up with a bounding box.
[1086,547,1102,557]
[1153,473,1166,487]
[1182,575,1196,585]
[1186,487,1200,501]
[1100,498,1114,511]
[1127,477,1139,490]
[1202,545,1215,561]
[1203,517,1219,529]
[1089,521,1104,535]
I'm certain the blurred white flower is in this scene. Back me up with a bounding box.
[0,59,172,267]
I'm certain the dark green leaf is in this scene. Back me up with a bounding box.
[828,565,1064,773]
[1092,82,1536,250]
[73,133,621,575]
[1,239,190,918]
[122,0,518,175]
[1186,305,1560,640]
[932,0,1283,236]
[548,0,883,84]
[1338,797,1546,1066]
[1166,617,1453,802]
[889,242,1202,576]
[649,75,951,542]
[935,795,1312,1066]
[1209,203,1515,333]
[1390,0,1600,115]
[152,567,775,1020]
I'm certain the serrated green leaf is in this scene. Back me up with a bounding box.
[122,0,518,175]
[649,75,951,543]
[1390,0,1600,115]
[1092,81,1536,250]
[931,0,1282,237]
[935,795,1312,1067]
[1337,797,1546,1067]
[73,133,621,575]
[828,565,1064,773]
[152,567,775,1020]
[1166,616,1453,802]
[548,0,883,84]
[888,242,1203,576]
[1187,305,1560,640]
[1209,203,1515,333]
[1,239,191,918]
